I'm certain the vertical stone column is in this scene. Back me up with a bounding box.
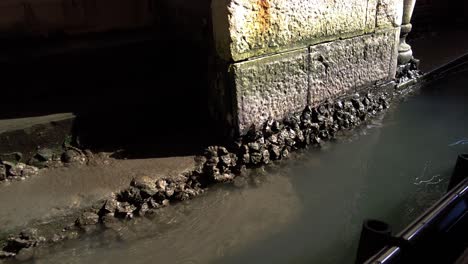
[398,0,416,65]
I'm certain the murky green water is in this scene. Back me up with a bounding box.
[15,71,468,264]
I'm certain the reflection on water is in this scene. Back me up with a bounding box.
[14,71,468,264]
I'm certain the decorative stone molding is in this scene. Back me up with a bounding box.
[398,0,416,65]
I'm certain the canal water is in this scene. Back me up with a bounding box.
[14,70,468,263]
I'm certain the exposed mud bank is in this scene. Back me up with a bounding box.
[0,71,423,261]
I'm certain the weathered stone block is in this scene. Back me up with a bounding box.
[212,0,377,62]
[230,49,309,135]
[309,28,399,105]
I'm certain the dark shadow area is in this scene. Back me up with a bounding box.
[409,1,468,73]
[411,0,468,38]
[0,31,222,158]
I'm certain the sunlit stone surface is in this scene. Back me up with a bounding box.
[212,0,403,61]
[230,28,399,134]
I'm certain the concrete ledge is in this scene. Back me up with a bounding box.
[0,113,75,162]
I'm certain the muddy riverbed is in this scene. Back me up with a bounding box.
[3,70,468,264]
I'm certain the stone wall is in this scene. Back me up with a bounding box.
[211,0,404,136]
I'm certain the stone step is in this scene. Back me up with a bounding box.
[0,113,75,164]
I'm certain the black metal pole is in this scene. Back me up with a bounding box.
[355,219,392,264]
[448,154,468,191]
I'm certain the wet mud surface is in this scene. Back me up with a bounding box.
[2,68,468,263]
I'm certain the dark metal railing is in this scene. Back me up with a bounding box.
[356,154,468,264]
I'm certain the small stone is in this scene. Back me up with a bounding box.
[281,148,290,159]
[0,164,6,181]
[250,152,263,165]
[267,134,278,145]
[165,187,175,197]
[115,202,137,219]
[284,114,300,127]
[316,114,326,124]
[206,156,220,168]
[271,120,282,132]
[137,203,149,216]
[302,106,313,119]
[204,146,218,158]
[263,118,275,135]
[317,105,328,115]
[214,173,235,182]
[220,155,232,167]
[256,136,265,145]
[66,231,79,240]
[262,149,270,164]
[319,130,329,140]
[121,187,143,205]
[242,153,250,164]
[75,212,99,227]
[8,163,26,176]
[288,129,296,140]
[362,97,371,107]
[344,101,354,110]
[301,119,313,129]
[285,138,295,148]
[102,198,119,214]
[19,228,38,240]
[174,191,190,201]
[236,144,247,157]
[21,165,39,177]
[229,153,238,167]
[147,198,161,209]
[51,234,64,243]
[161,199,170,207]
[156,179,167,190]
[217,147,229,156]
[303,129,312,145]
[61,149,83,164]
[131,176,158,197]
[193,155,207,174]
[277,129,289,145]
[295,130,305,144]
[335,100,344,109]
[246,125,262,141]
[248,142,261,152]
[270,145,281,160]
[204,165,221,180]
[310,123,320,133]
[313,136,322,145]
[35,148,54,162]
